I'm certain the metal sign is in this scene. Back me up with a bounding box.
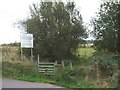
[21,33,33,48]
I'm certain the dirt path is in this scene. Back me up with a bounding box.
[2,79,63,88]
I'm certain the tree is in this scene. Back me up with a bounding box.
[19,1,86,61]
[92,1,120,54]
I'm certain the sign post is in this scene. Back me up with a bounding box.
[21,48,23,61]
[20,33,33,61]
[31,48,33,60]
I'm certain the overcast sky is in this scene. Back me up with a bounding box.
[0,0,101,44]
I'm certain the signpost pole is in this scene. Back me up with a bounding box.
[31,48,33,61]
[21,48,23,61]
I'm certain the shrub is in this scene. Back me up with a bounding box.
[91,52,119,87]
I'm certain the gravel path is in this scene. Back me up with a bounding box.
[2,79,63,88]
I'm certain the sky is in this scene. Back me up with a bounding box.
[0,0,101,44]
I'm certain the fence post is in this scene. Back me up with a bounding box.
[70,62,73,70]
[96,61,100,83]
[62,61,64,69]
[54,61,58,81]
[37,54,39,70]
[85,69,88,81]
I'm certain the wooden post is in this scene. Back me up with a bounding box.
[54,61,57,81]
[70,62,73,70]
[37,54,39,70]
[62,61,64,69]
[21,48,23,61]
[96,61,100,82]
[31,48,33,61]
[85,69,88,81]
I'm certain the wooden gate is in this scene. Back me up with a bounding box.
[38,62,56,75]
[37,55,57,78]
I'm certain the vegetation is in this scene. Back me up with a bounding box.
[2,45,96,88]
[2,45,118,88]
[92,1,120,54]
[91,1,119,88]
[2,61,55,84]
[2,0,119,89]
[77,47,95,59]
[19,1,87,61]
[2,60,97,88]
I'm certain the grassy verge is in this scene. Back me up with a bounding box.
[2,60,97,88]
[56,68,97,88]
[2,61,56,84]
[2,47,97,88]
[2,47,118,88]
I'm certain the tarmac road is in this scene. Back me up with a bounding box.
[2,78,63,88]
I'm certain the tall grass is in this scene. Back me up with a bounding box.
[2,61,55,84]
[2,45,118,88]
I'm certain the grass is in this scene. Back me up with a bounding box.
[56,67,97,88]
[2,46,97,88]
[2,60,97,88]
[13,74,56,84]
[2,46,118,88]
[2,61,56,84]
[2,46,57,85]
[57,79,97,88]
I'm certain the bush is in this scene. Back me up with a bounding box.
[58,66,97,88]
[62,69,76,83]
[91,52,119,87]
[92,52,118,73]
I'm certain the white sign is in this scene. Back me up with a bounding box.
[21,33,33,48]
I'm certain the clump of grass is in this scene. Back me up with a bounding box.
[2,60,97,88]
[56,66,97,88]
[2,61,55,84]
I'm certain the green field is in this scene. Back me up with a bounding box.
[78,48,95,58]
